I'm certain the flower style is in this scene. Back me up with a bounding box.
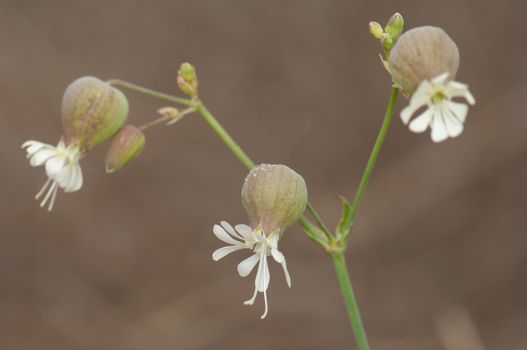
[212,221,291,319]
[22,139,83,211]
[400,73,475,143]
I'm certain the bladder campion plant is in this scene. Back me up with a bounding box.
[22,13,475,350]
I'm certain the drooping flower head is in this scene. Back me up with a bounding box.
[22,77,129,210]
[212,164,308,319]
[389,26,475,142]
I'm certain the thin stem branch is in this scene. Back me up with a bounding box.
[196,103,256,169]
[139,115,172,131]
[332,252,370,350]
[106,79,194,108]
[306,203,334,241]
[342,87,399,239]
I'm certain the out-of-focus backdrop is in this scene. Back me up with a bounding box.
[1,0,526,349]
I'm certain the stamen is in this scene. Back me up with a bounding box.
[261,256,269,319]
[48,184,58,211]
[39,181,57,210]
[35,178,52,200]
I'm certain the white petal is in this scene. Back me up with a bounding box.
[442,108,464,138]
[271,248,284,263]
[464,90,476,105]
[271,247,291,287]
[445,81,476,105]
[54,164,73,188]
[67,164,83,192]
[400,80,432,124]
[432,72,449,84]
[255,253,270,292]
[430,112,449,143]
[221,221,242,239]
[234,224,254,241]
[408,107,434,133]
[22,140,46,153]
[29,148,57,166]
[446,101,469,123]
[212,245,246,261]
[237,254,260,277]
[45,156,66,177]
[213,224,242,246]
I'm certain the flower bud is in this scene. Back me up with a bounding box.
[177,62,199,97]
[105,125,145,174]
[389,26,460,94]
[384,12,404,42]
[369,21,384,39]
[62,77,129,151]
[241,164,308,235]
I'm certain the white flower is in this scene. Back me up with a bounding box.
[212,221,291,319]
[400,73,475,143]
[22,139,83,211]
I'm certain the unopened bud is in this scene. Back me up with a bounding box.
[157,106,180,118]
[177,62,199,97]
[105,125,145,174]
[241,164,308,235]
[369,21,384,39]
[389,26,460,94]
[385,12,404,42]
[62,77,129,151]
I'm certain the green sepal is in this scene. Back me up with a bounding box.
[336,196,353,239]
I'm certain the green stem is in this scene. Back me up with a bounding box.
[307,203,334,241]
[106,79,194,108]
[332,252,370,350]
[196,103,256,170]
[342,87,399,239]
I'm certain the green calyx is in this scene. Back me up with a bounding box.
[61,76,129,151]
[241,164,308,235]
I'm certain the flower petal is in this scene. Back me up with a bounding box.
[401,80,432,124]
[22,140,48,151]
[237,253,260,277]
[270,246,292,287]
[446,101,469,124]
[430,112,449,143]
[442,108,464,138]
[212,245,246,261]
[221,221,243,239]
[234,224,254,241]
[213,224,242,246]
[432,72,449,84]
[255,254,270,292]
[45,156,67,177]
[67,164,83,192]
[29,148,57,167]
[408,107,434,133]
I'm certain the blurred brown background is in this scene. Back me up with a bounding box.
[1,0,526,349]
